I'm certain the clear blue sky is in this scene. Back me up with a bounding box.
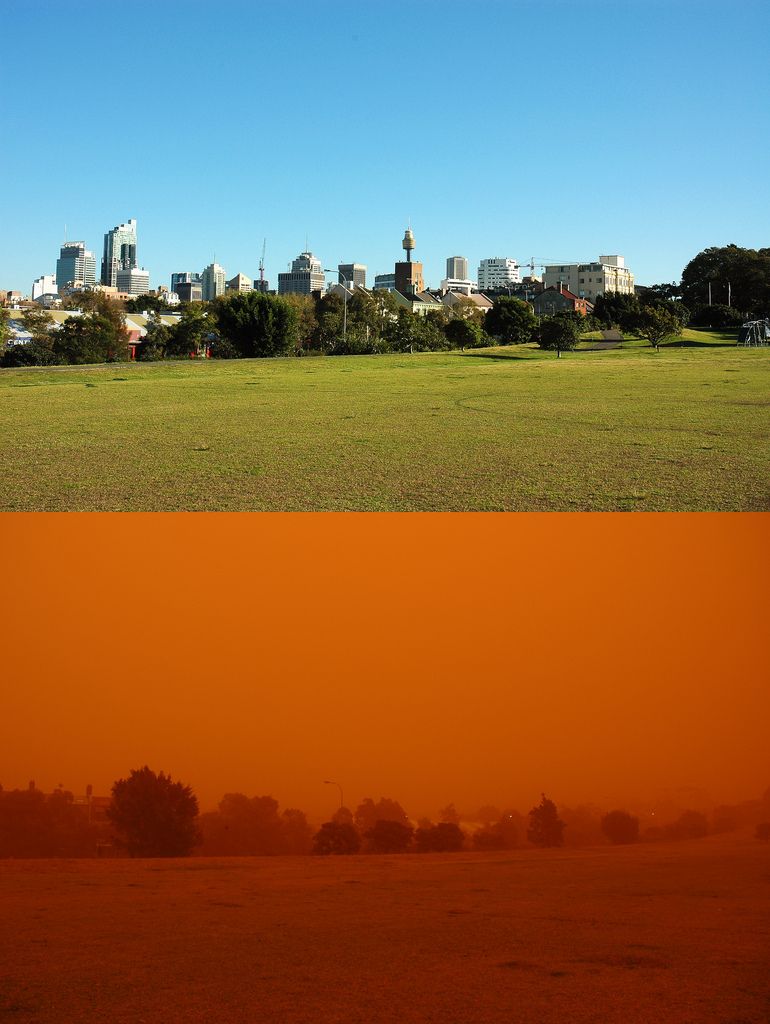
[2,0,768,295]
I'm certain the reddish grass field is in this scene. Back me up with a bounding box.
[2,834,768,1023]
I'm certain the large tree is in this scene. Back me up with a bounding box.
[107,766,200,857]
[215,291,297,358]
[527,794,565,847]
[601,809,640,845]
[680,244,770,316]
[634,306,682,350]
[485,296,536,345]
[536,316,581,357]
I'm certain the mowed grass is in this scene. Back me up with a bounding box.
[1,330,768,510]
[1,835,768,1024]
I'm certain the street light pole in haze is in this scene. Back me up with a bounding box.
[323,779,344,809]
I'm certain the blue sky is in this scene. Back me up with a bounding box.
[1,0,768,295]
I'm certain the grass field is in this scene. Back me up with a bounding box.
[2,834,768,1023]
[1,330,768,510]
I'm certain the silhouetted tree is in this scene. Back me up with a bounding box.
[472,813,519,851]
[414,822,465,852]
[527,794,565,848]
[312,821,361,855]
[664,810,709,840]
[107,766,200,857]
[354,797,409,833]
[438,803,460,825]
[365,819,414,854]
[601,810,640,845]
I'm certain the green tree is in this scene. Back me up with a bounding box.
[107,766,201,857]
[600,810,640,845]
[125,294,165,314]
[680,244,770,316]
[536,316,581,357]
[592,292,641,330]
[0,307,10,358]
[485,296,536,345]
[634,305,682,350]
[445,317,485,350]
[215,291,297,358]
[168,302,218,357]
[53,309,129,364]
[137,314,171,361]
[527,794,565,847]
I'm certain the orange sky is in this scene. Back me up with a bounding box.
[2,514,768,821]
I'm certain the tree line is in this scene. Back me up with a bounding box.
[3,769,768,858]
[0,288,686,369]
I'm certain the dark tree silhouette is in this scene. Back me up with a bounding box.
[107,766,200,857]
[354,797,408,833]
[472,814,519,851]
[414,822,465,852]
[312,821,361,855]
[664,810,709,840]
[601,810,640,845]
[527,794,565,848]
[365,819,414,854]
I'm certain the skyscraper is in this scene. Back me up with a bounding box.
[55,242,96,290]
[446,256,468,281]
[201,263,226,301]
[278,252,325,295]
[101,218,138,287]
[338,263,367,289]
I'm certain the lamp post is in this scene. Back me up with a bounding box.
[324,269,350,347]
[323,779,344,810]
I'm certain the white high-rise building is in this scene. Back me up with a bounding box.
[32,274,57,300]
[477,257,521,290]
[543,255,634,301]
[278,251,325,295]
[202,263,226,301]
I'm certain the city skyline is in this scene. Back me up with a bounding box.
[1,0,769,295]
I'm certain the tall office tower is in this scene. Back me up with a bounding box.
[201,263,226,301]
[338,263,367,289]
[277,251,325,295]
[171,271,202,294]
[446,256,468,281]
[101,218,138,287]
[477,257,521,290]
[55,242,97,290]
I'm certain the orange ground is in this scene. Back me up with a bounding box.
[2,834,768,1024]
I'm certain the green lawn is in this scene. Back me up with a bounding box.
[1,330,768,510]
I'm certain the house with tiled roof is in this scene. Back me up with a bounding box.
[531,285,593,317]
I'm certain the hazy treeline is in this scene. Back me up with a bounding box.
[2,776,769,859]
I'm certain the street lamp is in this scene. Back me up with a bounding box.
[324,269,350,347]
[323,779,344,809]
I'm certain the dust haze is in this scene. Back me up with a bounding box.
[2,516,766,819]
